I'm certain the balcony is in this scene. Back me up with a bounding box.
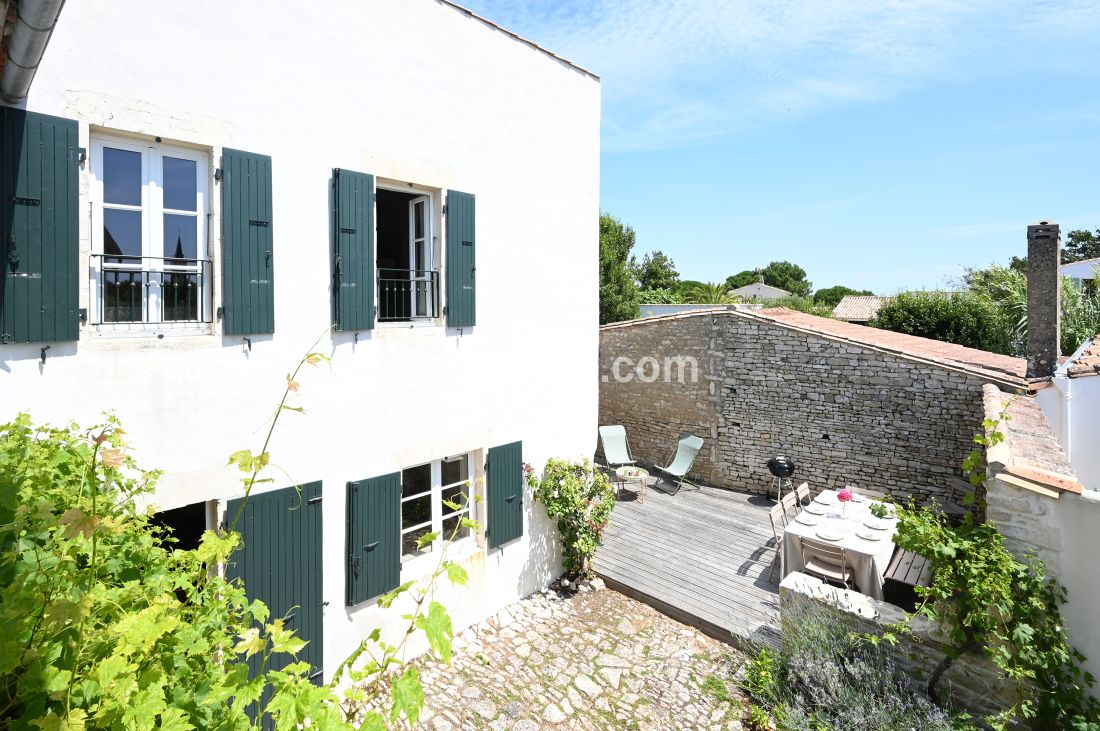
[90,254,213,326]
[378,268,439,322]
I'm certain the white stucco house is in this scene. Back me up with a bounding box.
[1061,256,1099,289]
[0,0,599,684]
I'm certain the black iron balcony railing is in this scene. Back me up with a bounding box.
[378,268,439,322]
[91,254,213,325]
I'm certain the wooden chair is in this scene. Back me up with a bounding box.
[799,537,855,590]
[768,503,787,582]
[848,485,886,501]
[781,490,800,520]
[796,482,810,507]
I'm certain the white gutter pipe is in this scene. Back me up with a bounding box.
[1,0,66,105]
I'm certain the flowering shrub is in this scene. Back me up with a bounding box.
[525,459,616,577]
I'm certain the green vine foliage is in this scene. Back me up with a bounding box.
[525,459,615,577]
[891,402,1100,729]
[0,348,469,729]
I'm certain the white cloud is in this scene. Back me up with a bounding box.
[460,0,1100,151]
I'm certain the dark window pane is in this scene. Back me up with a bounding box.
[103,270,143,323]
[401,495,430,530]
[163,157,197,211]
[402,525,435,559]
[442,484,470,514]
[442,457,468,486]
[401,463,431,498]
[103,148,142,206]
[162,272,199,322]
[163,214,197,262]
[443,514,470,542]
[104,208,142,262]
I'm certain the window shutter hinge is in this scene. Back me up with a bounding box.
[307,495,322,504]
[442,203,447,216]
[214,168,223,183]
[216,306,224,320]
[78,308,87,325]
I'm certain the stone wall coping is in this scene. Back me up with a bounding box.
[981,384,1082,498]
[602,308,1027,389]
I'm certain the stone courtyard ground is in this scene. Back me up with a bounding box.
[416,582,748,730]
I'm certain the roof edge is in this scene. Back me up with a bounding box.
[438,1,599,80]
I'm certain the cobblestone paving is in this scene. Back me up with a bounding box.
[417,582,747,730]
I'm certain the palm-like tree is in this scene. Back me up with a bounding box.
[686,282,738,305]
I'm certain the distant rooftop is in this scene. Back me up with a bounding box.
[832,295,892,323]
[729,282,790,300]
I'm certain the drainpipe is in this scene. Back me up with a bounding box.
[0,0,66,105]
[1052,374,1072,464]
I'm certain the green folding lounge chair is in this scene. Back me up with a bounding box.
[598,425,635,468]
[655,433,704,494]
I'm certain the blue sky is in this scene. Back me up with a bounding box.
[462,0,1100,294]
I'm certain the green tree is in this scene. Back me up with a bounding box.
[725,270,759,290]
[869,291,1011,354]
[725,262,813,297]
[633,250,679,291]
[1064,228,1100,264]
[767,295,835,318]
[813,285,875,308]
[599,213,640,324]
[674,279,705,298]
[685,282,738,304]
[638,287,684,304]
[759,260,812,297]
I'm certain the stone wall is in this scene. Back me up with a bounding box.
[599,311,989,504]
[598,312,724,485]
[779,572,1022,720]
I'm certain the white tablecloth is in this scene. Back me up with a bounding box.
[781,489,898,600]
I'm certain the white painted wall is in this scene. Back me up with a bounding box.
[0,0,599,679]
[1036,376,1100,491]
[1061,258,1099,282]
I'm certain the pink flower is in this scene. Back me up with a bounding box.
[837,488,853,503]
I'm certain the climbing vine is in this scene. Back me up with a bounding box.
[526,459,615,577]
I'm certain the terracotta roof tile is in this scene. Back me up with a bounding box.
[831,295,892,322]
[1066,335,1100,379]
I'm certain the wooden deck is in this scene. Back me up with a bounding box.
[594,478,781,650]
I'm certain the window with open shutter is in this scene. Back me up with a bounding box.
[445,190,475,328]
[487,441,523,548]
[226,482,324,690]
[332,169,375,332]
[1,107,79,344]
[221,149,274,335]
[346,473,400,606]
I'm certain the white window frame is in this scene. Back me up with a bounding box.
[89,134,210,333]
[375,181,440,328]
[399,452,478,576]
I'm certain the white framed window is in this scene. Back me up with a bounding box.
[400,453,477,569]
[89,135,211,330]
[376,184,439,323]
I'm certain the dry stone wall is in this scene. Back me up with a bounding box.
[599,312,989,504]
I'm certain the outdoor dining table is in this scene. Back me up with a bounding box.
[781,488,899,600]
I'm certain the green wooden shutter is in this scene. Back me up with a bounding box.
[345,473,400,606]
[332,169,375,332]
[487,441,523,548]
[226,482,324,688]
[445,190,475,328]
[0,107,79,344]
[221,149,274,335]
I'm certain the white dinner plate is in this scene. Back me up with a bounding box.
[856,529,882,541]
[815,529,843,542]
[795,513,819,526]
[814,493,837,504]
[864,518,892,531]
[803,503,826,516]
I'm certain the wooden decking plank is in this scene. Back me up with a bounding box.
[604,516,779,565]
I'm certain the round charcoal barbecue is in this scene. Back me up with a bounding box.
[767,455,796,503]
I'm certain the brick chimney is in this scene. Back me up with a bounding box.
[1026,221,1060,380]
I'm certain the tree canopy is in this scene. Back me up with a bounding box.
[1065,228,1100,264]
[869,291,1011,354]
[724,261,812,297]
[633,250,680,291]
[813,285,875,308]
[599,213,640,324]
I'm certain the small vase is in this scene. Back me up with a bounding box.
[841,502,848,518]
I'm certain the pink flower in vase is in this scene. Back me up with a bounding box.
[837,488,853,503]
